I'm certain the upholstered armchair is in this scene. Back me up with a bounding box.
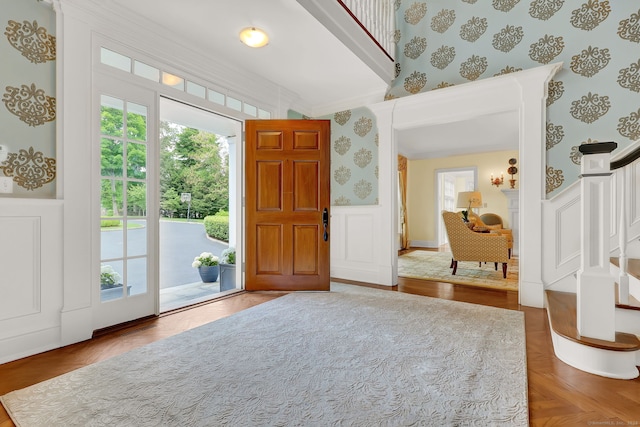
[466,212,513,258]
[442,211,510,278]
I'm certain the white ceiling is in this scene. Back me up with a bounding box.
[397,110,520,160]
[110,0,388,114]
[108,0,517,159]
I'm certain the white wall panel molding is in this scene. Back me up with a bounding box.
[330,206,392,286]
[0,216,41,322]
[0,199,63,364]
[630,163,640,230]
[542,181,580,287]
[345,214,375,262]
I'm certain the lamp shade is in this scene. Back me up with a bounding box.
[456,191,483,209]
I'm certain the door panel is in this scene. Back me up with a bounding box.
[256,161,283,210]
[245,120,330,291]
[293,161,319,210]
[293,225,319,274]
[94,74,157,329]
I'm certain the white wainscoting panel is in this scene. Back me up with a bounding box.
[0,217,41,321]
[330,206,392,285]
[0,199,63,364]
[622,164,640,257]
[558,199,581,267]
[345,214,374,262]
[542,182,581,290]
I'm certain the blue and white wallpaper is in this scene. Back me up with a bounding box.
[388,0,640,197]
[0,0,56,198]
[323,107,379,206]
[290,107,380,206]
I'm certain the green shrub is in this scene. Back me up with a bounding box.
[204,215,229,241]
[215,210,229,217]
[101,220,121,228]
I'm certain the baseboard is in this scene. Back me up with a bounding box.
[409,240,437,248]
[61,306,93,346]
[330,263,393,286]
[0,326,61,365]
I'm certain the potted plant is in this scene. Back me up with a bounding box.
[100,265,130,300]
[192,252,219,283]
[219,247,236,291]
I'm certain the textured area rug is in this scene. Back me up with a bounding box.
[1,284,528,426]
[399,250,519,291]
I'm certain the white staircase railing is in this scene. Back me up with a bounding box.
[543,139,640,296]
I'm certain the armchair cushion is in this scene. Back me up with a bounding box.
[468,212,513,255]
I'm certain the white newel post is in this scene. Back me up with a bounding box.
[576,142,617,341]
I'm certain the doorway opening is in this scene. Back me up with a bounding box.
[158,97,242,312]
[436,168,477,248]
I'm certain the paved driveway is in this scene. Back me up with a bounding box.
[159,221,228,289]
[101,220,228,289]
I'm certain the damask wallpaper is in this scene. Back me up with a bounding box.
[388,0,640,197]
[289,108,380,206]
[0,0,56,198]
[321,108,379,206]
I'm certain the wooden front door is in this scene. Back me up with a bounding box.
[245,120,330,291]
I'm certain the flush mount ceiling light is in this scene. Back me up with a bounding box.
[239,27,269,48]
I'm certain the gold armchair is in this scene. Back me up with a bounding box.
[442,211,510,278]
[467,212,513,258]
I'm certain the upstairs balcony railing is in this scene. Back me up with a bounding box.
[297,0,395,83]
[338,0,395,61]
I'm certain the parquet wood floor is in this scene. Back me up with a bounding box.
[1,278,639,426]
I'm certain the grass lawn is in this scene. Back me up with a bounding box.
[100,220,145,231]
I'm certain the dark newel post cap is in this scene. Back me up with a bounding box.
[578,141,617,155]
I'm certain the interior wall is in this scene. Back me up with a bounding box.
[389,1,640,198]
[407,150,518,247]
[0,0,56,199]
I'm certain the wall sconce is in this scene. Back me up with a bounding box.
[508,158,518,189]
[490,172,504,187]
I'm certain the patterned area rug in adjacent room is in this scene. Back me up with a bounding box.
[398,250,519,291]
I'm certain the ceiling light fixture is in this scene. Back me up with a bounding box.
[239,27,269,48]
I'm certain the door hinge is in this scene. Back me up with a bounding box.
[242,262,245,272]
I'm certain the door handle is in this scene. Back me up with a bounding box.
[322,208,329,242]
